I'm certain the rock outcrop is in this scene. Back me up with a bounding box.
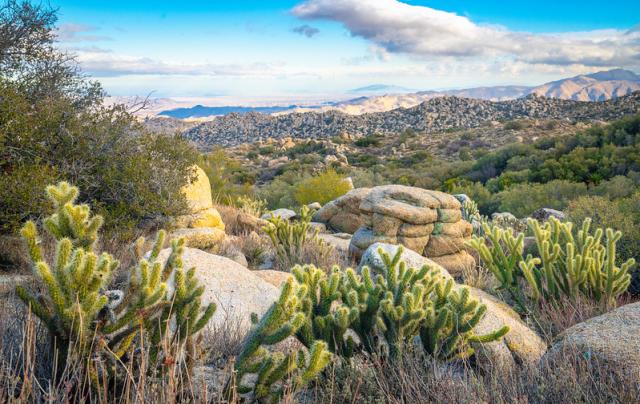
[313,188,371,234]
[542,301,640,377]
[155,248,280,330]
[172,165,225,249]
[359,243,547,368]
[341,185,475,275]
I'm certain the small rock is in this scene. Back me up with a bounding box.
[307,202,322,210]
[261,208,297,221]
[308,222,327,233]
[530,208,566,222]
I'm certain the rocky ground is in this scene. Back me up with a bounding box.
[175,92,640,148]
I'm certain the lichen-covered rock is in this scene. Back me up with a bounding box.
[175,207,225,231]
[341,185,475,275]
[541,302,640,376]
[314,188,371,233]
[155,248,280,330]
[181,165,214,213]
[429,252,476,276]
[171,228,225,250]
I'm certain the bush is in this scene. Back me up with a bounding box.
[496,180,588,217]
[293,169,352,205]
[354,135,381,147]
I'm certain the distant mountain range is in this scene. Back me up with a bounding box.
[152,69,640,119]
[179,91,640,148]
[291,69,640,115]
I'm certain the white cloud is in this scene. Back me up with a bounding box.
[292,0,640,68]
[72,48,282,77]
[57,23,111,42]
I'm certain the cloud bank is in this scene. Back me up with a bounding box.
[292,0,640,68]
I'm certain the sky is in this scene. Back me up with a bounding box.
[51,0,640,100]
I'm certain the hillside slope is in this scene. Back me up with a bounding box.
[183,92,640,148]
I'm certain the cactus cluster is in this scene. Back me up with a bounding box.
[521,217,634,305]
[467,216,635,308]
[263,205,333,270]
[290,247,508,361]
[16,182,215,389]
[467,223,529,311]
[227,279,331,403]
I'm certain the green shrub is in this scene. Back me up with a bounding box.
[354,135,381,147]
[293,169,352,205]
[496,180,588,217]
[504,120,528,131]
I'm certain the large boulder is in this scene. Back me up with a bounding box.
[155,248,280,330]
[358,243,546,368]
[173,165,225,247]
[541,302,640,377]
[313,188,371,234]
[252,270,293,289]
[347,185,475,275]
[181,165,215,214]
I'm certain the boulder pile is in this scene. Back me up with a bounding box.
[316,185,475,275]
[172,165,226,249]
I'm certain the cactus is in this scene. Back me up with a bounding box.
[16,182,215,389]
[287,247,508,362]
[227,279,332,403]
[420,284,509,360]
[263,205,333,269]
[292,265,359,357]
[466,223,529,312]
[375,248,440,358]
[520,217,634,305]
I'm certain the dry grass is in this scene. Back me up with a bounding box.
[308,346,640,404]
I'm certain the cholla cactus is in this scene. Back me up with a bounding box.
[16,182,215,389]
[376,249,441,358]
[263,205,333,269]
[421,284,509,360]
[227,279,331,403]
[287,247,508,361]
[520,217,634,305]
[466,223,528,312]
[292,265,358,357]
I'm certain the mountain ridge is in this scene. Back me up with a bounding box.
[179,91,640,149]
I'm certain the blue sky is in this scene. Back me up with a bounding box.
[51,0,640,99]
